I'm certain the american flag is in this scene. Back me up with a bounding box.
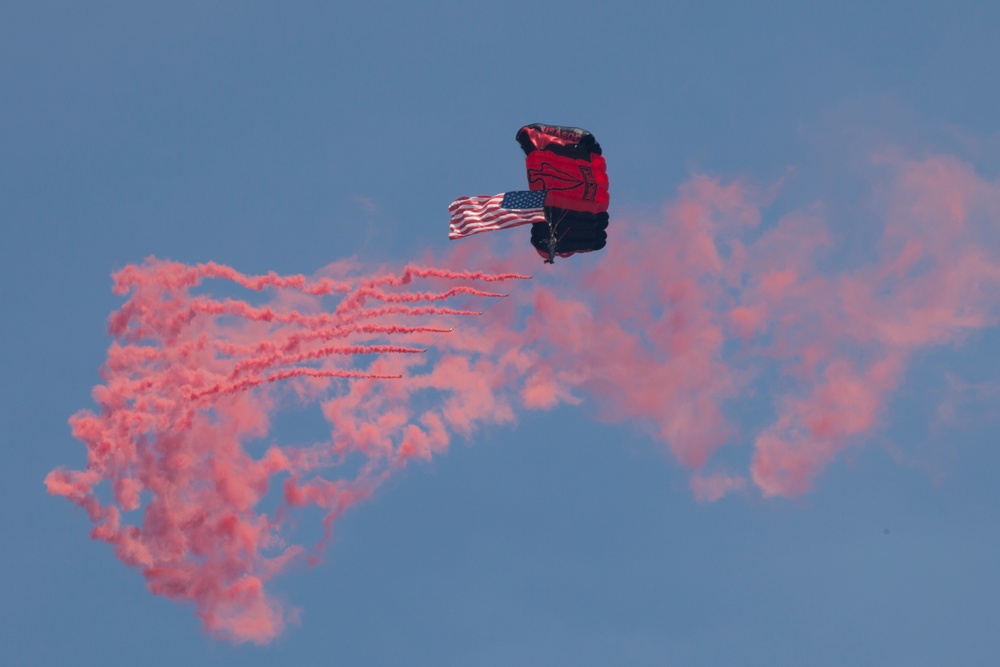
[448,190,548,239]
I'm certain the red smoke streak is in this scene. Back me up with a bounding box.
[48,152,1000,643]
[46,260,524,643]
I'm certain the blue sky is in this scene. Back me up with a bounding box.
[4,2,1000,665]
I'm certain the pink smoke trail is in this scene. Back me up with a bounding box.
[48,150,1000,644]
[324,151,1000,502]
[46,259,525,643]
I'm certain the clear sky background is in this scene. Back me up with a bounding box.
[3,2,1000,665]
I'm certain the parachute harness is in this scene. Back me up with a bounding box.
[544,209,572,264]
[545,216,557,264]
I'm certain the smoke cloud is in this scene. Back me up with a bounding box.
[47,151,1000,642]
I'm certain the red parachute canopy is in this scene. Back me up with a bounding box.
[446,124,610,263]
[516,124,610,261]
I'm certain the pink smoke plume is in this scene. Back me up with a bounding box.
[48,151,1000,643]
[45,260,528,643]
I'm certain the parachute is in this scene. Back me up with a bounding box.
[516,124,610,262]
[448,124,610,263]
